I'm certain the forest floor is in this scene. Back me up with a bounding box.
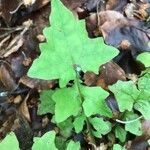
[1,0,150,149]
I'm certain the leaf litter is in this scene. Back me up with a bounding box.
[1,0,150,149]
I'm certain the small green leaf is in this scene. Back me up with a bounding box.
[113,144,124,150]
[141,69,150,78]
[136,90,150,102]
[115,126,127,142]
[57,118,73,138]
[33,131,58,150]
[0,132,19,150]
[140,68,150,78]
[81,86,112,117]
[28,0,118,87]
[124,112,142,136]
[138,77,150,91]
[109,81,139,112]
[38,90,55,115]
[73,114,86,133]
[66,141,80,150]
[52,85,81,123]
[55,136,67,150]
[148,139,150,145]
[134,101,150,119]
[89,117,111,138]
[137,52,150,67]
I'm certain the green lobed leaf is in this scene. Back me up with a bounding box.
[115,126,127,142]
[140,68,150,78]
[57,118,74,138]
[52,85,81,123]
[38,90,55,115]
[109,81,140,112]
[89,117,111,138]
[27,0,118,88]
[66,141,80,150]
[110,79,150,119]
[81,85,112,117]
[55,136,67,150]
[0,132,19,150]
[137,52,150,67]
[52,82,112,123]
[73,114,86,133]
[138,77,150,91]
[113,144,124,150]
[32,131,58,150]
[124,112,142,136]
[134,101,150,119]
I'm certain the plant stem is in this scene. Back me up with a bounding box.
[116,116,143,124]
[74,69,96,145]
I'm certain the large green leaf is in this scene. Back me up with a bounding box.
[33,131,58,150]
[0,132,19,150]
[28,0,118,87]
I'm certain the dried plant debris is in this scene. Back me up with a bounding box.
[1,0,150,149]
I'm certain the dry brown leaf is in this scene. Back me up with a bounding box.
[0,64,17,91]
[0,114,16,140]
[13,95,22,104]
[84,71,97,86]
[106,0,128,11]
[19,75,56,91]
[84,61,126,89]
[97,61,126,89]
[4,38,24,57]
[18,94,31,122]
[98,10,150,57]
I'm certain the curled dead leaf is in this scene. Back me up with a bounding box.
[18,93,31,122]
[19,76,57,91]
[0,64,17,91]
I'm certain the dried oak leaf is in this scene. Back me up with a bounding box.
[97,61,126,89]
[84,61,126,89]
[99,10,150,57]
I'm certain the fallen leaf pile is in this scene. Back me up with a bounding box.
[1,0,150,149]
